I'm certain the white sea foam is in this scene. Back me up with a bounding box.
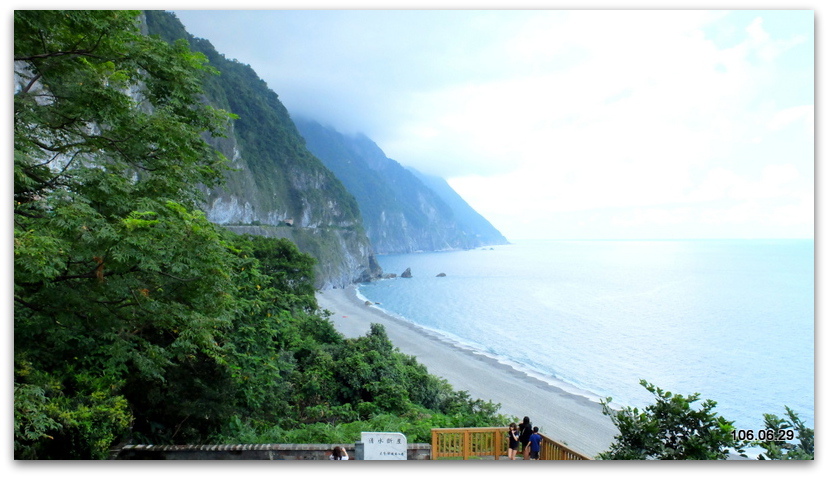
[358,285,619,405]
[357,239,815,432]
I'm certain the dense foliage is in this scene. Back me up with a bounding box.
[754,406,814,460]
[14,9,235,459]
[14,10,507,460]
[598,381,746,460]
[598,380,813,460]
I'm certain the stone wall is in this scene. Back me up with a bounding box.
[112,443,431,460]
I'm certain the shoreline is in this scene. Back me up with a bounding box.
[316,285,618,458]
[353,287,610,405]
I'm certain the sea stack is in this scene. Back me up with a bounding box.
[401,267,413,278]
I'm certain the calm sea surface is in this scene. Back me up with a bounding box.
[357,239,814,432]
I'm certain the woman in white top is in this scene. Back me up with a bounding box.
[330,446,349,460]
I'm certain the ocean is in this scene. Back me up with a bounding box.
[356,239,814,434]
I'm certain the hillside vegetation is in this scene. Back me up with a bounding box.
[144,10,379,289]
[296,119,466,253]
[13,10,508,459]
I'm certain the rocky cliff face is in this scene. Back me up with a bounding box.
[144,11,381,288]
[144,11,507,286]
[407,168,509,247]
[294,118,509,253]
[197,123,380,289]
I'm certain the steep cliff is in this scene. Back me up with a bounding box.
[144,11,381,288]
[407,168,509,247]
[293,118,509,253]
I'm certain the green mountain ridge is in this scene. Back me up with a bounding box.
[146,11,507,283]
[14,11,510,459]
[144,11,381,288]
[294,117,509,253]
[406,167,509,247]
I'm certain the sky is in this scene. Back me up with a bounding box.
[171,7,814,241]
[2,5,823,474]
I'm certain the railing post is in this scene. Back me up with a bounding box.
[493,428,501,460]
[429,427,590,461]
[539,437,544,460]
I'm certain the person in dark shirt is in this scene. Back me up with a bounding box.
[518,416,532,460]
[507,422,520,460]
[528,427,542,460]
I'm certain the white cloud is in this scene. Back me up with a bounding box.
[611,207,694,227]
[387,10,795,180]
[729,164,800,200]
[174,9,813,239]
[685,164,803,203]
[775,190,815,227]
[767,105,815,134]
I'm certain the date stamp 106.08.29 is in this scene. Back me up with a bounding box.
[731,429,795,441]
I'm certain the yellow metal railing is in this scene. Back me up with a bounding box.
[430,427,591,460]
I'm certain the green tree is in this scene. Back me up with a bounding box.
[14,10,515,458]
[754,406,814,460]
[14,10,236,458]
[233,234,318,313]
[598,380,746,460]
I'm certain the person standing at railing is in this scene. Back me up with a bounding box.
[518,416,533,459]
[528,427,542,460]
[507,423,520,460]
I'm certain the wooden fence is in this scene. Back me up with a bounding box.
[430,427,591,460]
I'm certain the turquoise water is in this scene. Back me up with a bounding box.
[357,239,814,432]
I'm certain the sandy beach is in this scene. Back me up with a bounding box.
[315,285,618,458]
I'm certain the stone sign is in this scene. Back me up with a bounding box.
[360,432,407,460]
